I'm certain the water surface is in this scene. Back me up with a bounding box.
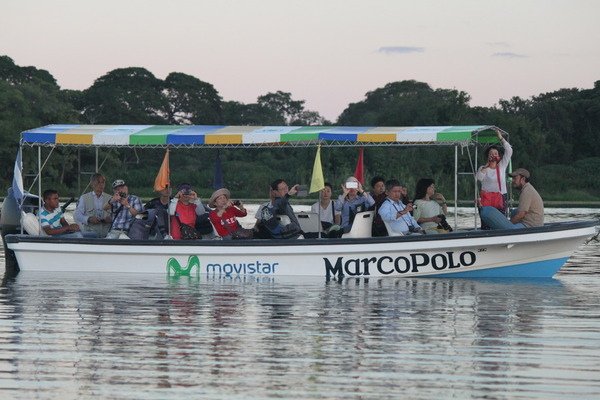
[0,209,598,399]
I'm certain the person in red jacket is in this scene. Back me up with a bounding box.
[208,188,250,239]
[169,183,208,240]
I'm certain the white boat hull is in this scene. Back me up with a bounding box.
[5,222,596,278]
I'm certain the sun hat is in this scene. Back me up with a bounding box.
[112,179,126,189]
[209,188,231,208]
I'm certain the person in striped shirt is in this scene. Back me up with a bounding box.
[40,189,83,238]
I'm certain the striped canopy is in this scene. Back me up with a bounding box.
[20,124,501,148]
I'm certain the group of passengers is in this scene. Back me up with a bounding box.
[39,127,543,240]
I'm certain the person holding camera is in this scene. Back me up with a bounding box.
[476,128,513,217]
[104,179,143,239]
[378,179,422,235]
[168,183,210,240]
[337,176,375,234]
[413,178,452,234]
[254,179,302,239]
[208,188,252,239]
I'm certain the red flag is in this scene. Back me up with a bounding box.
[354,147,364,184]
[153,150,170,191]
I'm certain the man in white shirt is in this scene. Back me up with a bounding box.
[74,173,113,237]
[378,179,422,235]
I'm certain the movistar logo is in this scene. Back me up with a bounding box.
[167,255,200,276]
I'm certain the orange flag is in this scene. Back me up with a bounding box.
[153,150,170,191]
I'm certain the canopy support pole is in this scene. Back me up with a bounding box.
[454,145,458,229]
[474,143,479,228]
[37,147,42,232]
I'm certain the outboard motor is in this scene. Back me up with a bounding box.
[1,188,40,274]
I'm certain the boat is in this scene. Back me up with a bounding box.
[2,124,597,278]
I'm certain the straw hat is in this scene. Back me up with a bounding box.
[209,188,231,208]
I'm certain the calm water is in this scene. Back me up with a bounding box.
[0,209,599,399]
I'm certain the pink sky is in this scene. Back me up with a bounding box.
[2,0,599,121]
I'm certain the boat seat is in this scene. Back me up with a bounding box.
[295,212,320,238]
[383,220,404,237]
[21,211,47,236]
[342,211,374,239]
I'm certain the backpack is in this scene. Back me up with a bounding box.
[128,209,160,240]
[257,205,301,239]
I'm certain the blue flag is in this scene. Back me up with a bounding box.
[12,147,24,208]
[213,151,224,189]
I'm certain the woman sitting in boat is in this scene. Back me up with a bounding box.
[311,182,342,237]
[169,183,209,240]
[476,128,512,224]
[208,188,252,239]
[378,179,422,235]
[337,176,375,234]
[412,178,452,234]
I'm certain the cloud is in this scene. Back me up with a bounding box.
[378,46,424,54]
[492,52,528,59]
[486,41,510,47]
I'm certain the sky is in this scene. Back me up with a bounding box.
[1,0,599,121]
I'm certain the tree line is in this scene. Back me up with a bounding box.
[1,55,599,202]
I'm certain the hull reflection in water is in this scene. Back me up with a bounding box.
[0,272,599,398]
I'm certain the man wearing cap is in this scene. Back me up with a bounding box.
[480,168,544,230]
[74,173,113,238]
[103,179,143,239]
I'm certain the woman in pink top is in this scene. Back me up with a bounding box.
[208,188,250,239]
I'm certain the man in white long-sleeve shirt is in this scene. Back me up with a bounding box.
[378,179,422,235]
[74,173,112,238]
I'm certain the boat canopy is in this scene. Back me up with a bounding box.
[20,124,503,148]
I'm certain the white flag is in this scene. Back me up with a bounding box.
[12,147,24,208]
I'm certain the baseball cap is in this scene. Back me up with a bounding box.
[112,179,126,189]
[509,168,530,179]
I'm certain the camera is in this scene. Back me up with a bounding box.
[182,189,191,195]
[346,181,358,189]
[233,200,241,206]
[408,225,422,234]
[119,192,127,199]
[437,214,453,232]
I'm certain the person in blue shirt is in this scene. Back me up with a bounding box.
[103,179,143,239]
[378,179,422,235]
[336,176,375,233]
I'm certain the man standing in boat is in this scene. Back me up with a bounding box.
[74,173,113,238]
[104,179,143,239]
[480,168,544,229]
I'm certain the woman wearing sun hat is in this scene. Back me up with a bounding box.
[208,188,251,239]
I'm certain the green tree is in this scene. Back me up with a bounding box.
[81,67,168,124]
[0,56,79,188]
[163,72,223,124]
